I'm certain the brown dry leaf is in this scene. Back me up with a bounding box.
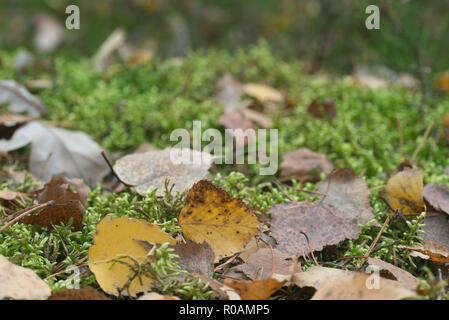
[399,242,449,263]
[19,177,88,230]
[385,167,425,215]
[48,286,110,300]
[316,168,376,225]
[215,73,250,113]
[173,239,215,277]
[311,273,415,300]
[421,215,449,251]
[88,216,176,297]
[0,113,35,139]
[0,189,22,201]
[280,148,333,182]
[232,248,296,280]
[138,292,180,300]
[269,202,360,256]
[242,83,284,105]
[0,121,109,184]
[179,180,260,262]
[307,98,336,119]
[113,148,213,197]
[0,80,46,117]
[218,109,255,148]
[240,108,273,128]
[423,183,449,216]
[442,113,449,128]
[367,258,419,290]
[128,50,153,67]
[223,276,286,300]
[0,254,51,300]
[292,266,354,290]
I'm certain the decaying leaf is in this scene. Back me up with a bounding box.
[232,248,296,280]
[367,258,419,290]
[215,73,250,113]
[421,215,449,251]
[280,148,333,182]
[0,80,46,117]
[307,98,336,119]
[48,286,110,300]
[316,168,376,225]
[173,239,215,278]
[88,216,176,297]
[113,148,213,197]
[0,113,35,139]
[223,276,287,300]
[385,167,425,215]
[0,254,51,300]
[218,110,255,149]
[269,202,360,256]
[179,180,260,262]
[292,266,354,290]
[399,242,449,263]
[423,183,449,216]
[242,83,284,105]
[0,121,109,184]
[138,292,180,300]
[19,177,88,230]
[311,273,415,300]
[0,189,22,201]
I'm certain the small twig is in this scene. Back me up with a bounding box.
[300,231,318,266]
[0,201,54,233]
[214,254,238,272]
[101,151,136,187]
[360,215,391,267]
[258,235,276,277]
[411,121,434,162]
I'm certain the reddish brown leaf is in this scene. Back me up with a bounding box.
[48,286,110,300]
[174,239,215,277]
[307,98,336,119]
[269,202,360,256]
[280,148,333,182]
[421,215,449,251]
[367,258,419,290]
[223,277,286,300]
[316,168,376,225]
[38,176,88,209]
[423,183,449,216]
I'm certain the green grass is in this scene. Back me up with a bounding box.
[1,43,449,298]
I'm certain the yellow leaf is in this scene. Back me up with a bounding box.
[385,167,425,215]
[242,83,284,104]
[435,73,449,94]
[179,180,260,262]
[88,216,175,297]
[223,277,286,300]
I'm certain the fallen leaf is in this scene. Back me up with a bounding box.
[307,98,336,119]
[0,254,51,300]
[441,113,449,128]
[385,167,425,215]
[269,201,360,256]
[240,108,272,128]
[242,83,284,105]
[0,80,46,117]
[218,110,256,149]
[179,180,260,262]
[280,148,333,182]
[0,121,109,184]
[19,177,89,230]
[0,189,22,201]
[138,292,180,300]
[215,74,250,113]
[33,14,63,53]
[88,216,176,297]
[173,239,215,277]
[113,148,213,197]
[0,113,35,139]
[399,242,449,263]
[367,258,419,290]
[311,273,415,300]
[48,286,110,300]
[421,215,449,251]
[92,28,126,71]
[223,276,286,300]
[292,266,354,290]
[423,183,449,216]
[232,248,296,280]
[128,50,153,67]
[316,168,376,225]
[435,73,449,94]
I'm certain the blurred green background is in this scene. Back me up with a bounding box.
[0,0,448,75]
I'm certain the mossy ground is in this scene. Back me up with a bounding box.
[1,43,449,299]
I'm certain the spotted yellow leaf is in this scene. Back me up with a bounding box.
[179,180,260,262]
[385,167,425,215]
[88,216,175,297]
